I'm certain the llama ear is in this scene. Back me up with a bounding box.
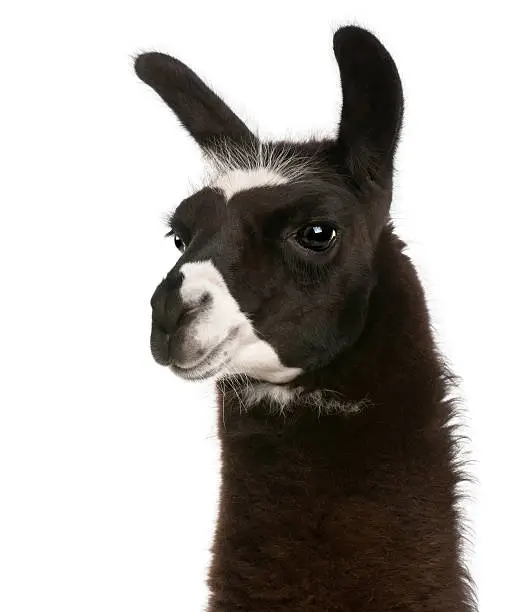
[333,27,403,182]
[135,52,258,151]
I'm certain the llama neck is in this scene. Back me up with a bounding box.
[295,227,448,424]
[207,228,474,612]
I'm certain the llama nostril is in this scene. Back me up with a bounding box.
[183,292,212,317]
[197,292,211,308]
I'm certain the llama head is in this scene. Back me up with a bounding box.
[135,27,403,383]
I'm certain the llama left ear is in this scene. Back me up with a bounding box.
[135,52,258,151]
[333,27,404,184]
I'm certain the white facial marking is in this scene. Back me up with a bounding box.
[179,261,301,383]
[204,140,319,201]
[180,261,242,350]
[213,167,288,201]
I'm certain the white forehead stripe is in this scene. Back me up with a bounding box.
[204,140,317,201]
[213,168,288,200]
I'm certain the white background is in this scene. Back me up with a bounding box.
[1,1,531,610]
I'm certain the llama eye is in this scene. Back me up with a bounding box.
[296,224,337,252]
[173,234,186,253]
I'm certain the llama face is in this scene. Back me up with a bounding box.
[150,152,374,381]
[136,27,403,384]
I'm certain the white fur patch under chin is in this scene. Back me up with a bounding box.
[179,260,301,383]
[239,383,300,411]
[232,383,371,415]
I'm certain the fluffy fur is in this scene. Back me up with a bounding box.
[135,25,476,611]
[206,140,325,199]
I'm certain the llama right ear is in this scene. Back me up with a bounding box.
[134,52,258,151]
[333,27,404,183]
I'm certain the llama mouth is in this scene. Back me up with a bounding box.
[170,327,240,380]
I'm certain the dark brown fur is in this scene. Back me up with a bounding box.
[208,228,475,611]
[135,25,476,611]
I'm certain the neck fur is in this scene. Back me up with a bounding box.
[208,226,475,612]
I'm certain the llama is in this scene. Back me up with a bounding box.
[135,26,476,611]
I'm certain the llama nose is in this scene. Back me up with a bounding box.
[151,271,185,334]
